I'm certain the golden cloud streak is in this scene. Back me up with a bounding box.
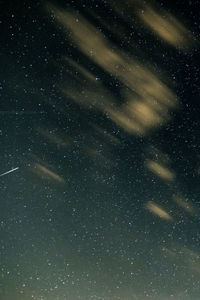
[173,195,196,215]
[145,201,173,221]
[47,3,178,135]
[36,127,69,149]
[33,163,65,183]
[146,160,175,181]
[139,5,193,49]
[108,0,194,50]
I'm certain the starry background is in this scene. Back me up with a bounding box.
[1,0,200,299]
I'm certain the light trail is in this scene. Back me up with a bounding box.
[0,167,19,177]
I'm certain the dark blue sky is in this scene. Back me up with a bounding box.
[1,0,200,299]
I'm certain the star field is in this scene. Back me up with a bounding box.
[1,0,200,299]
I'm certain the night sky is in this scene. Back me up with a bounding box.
[1,0,200,299]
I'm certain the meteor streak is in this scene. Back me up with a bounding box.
[0,167,19,177]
